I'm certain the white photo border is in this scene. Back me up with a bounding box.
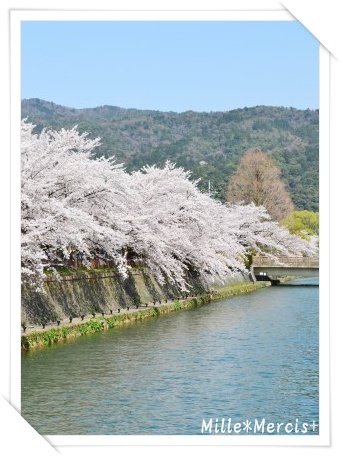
[6,3,335,453]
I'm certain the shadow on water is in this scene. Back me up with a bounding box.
[277,276,319,287]
[277,283,319,287]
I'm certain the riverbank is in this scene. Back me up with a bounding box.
[21,281,270,350]
[21,267,206,327]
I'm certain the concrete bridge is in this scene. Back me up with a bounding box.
[250,256,319,282]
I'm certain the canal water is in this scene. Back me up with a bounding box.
[21,277,319,435]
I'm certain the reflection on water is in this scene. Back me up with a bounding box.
[21,277,319,435]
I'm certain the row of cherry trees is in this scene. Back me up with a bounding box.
[21,120,316,291]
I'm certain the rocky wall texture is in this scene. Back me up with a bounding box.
[21,268,209,325]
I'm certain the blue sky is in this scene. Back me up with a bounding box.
[21,21,319,112]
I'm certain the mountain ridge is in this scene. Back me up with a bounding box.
[21,98,319,211]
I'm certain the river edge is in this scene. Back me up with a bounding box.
[21,281,271,350]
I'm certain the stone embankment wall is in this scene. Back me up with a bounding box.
[21,268,210,325]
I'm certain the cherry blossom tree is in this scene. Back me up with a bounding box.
[121,162,316,290]
[21,121,317,292]
[222,203,316,261]
[21,120,131,288]
[124,162,247,290]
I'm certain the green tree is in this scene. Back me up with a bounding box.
[280,210,319,240]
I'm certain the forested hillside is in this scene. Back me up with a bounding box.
[21,98,319,211]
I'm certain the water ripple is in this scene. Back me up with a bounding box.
[22,278,319,435]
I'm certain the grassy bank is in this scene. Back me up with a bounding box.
[21,281,269,350]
